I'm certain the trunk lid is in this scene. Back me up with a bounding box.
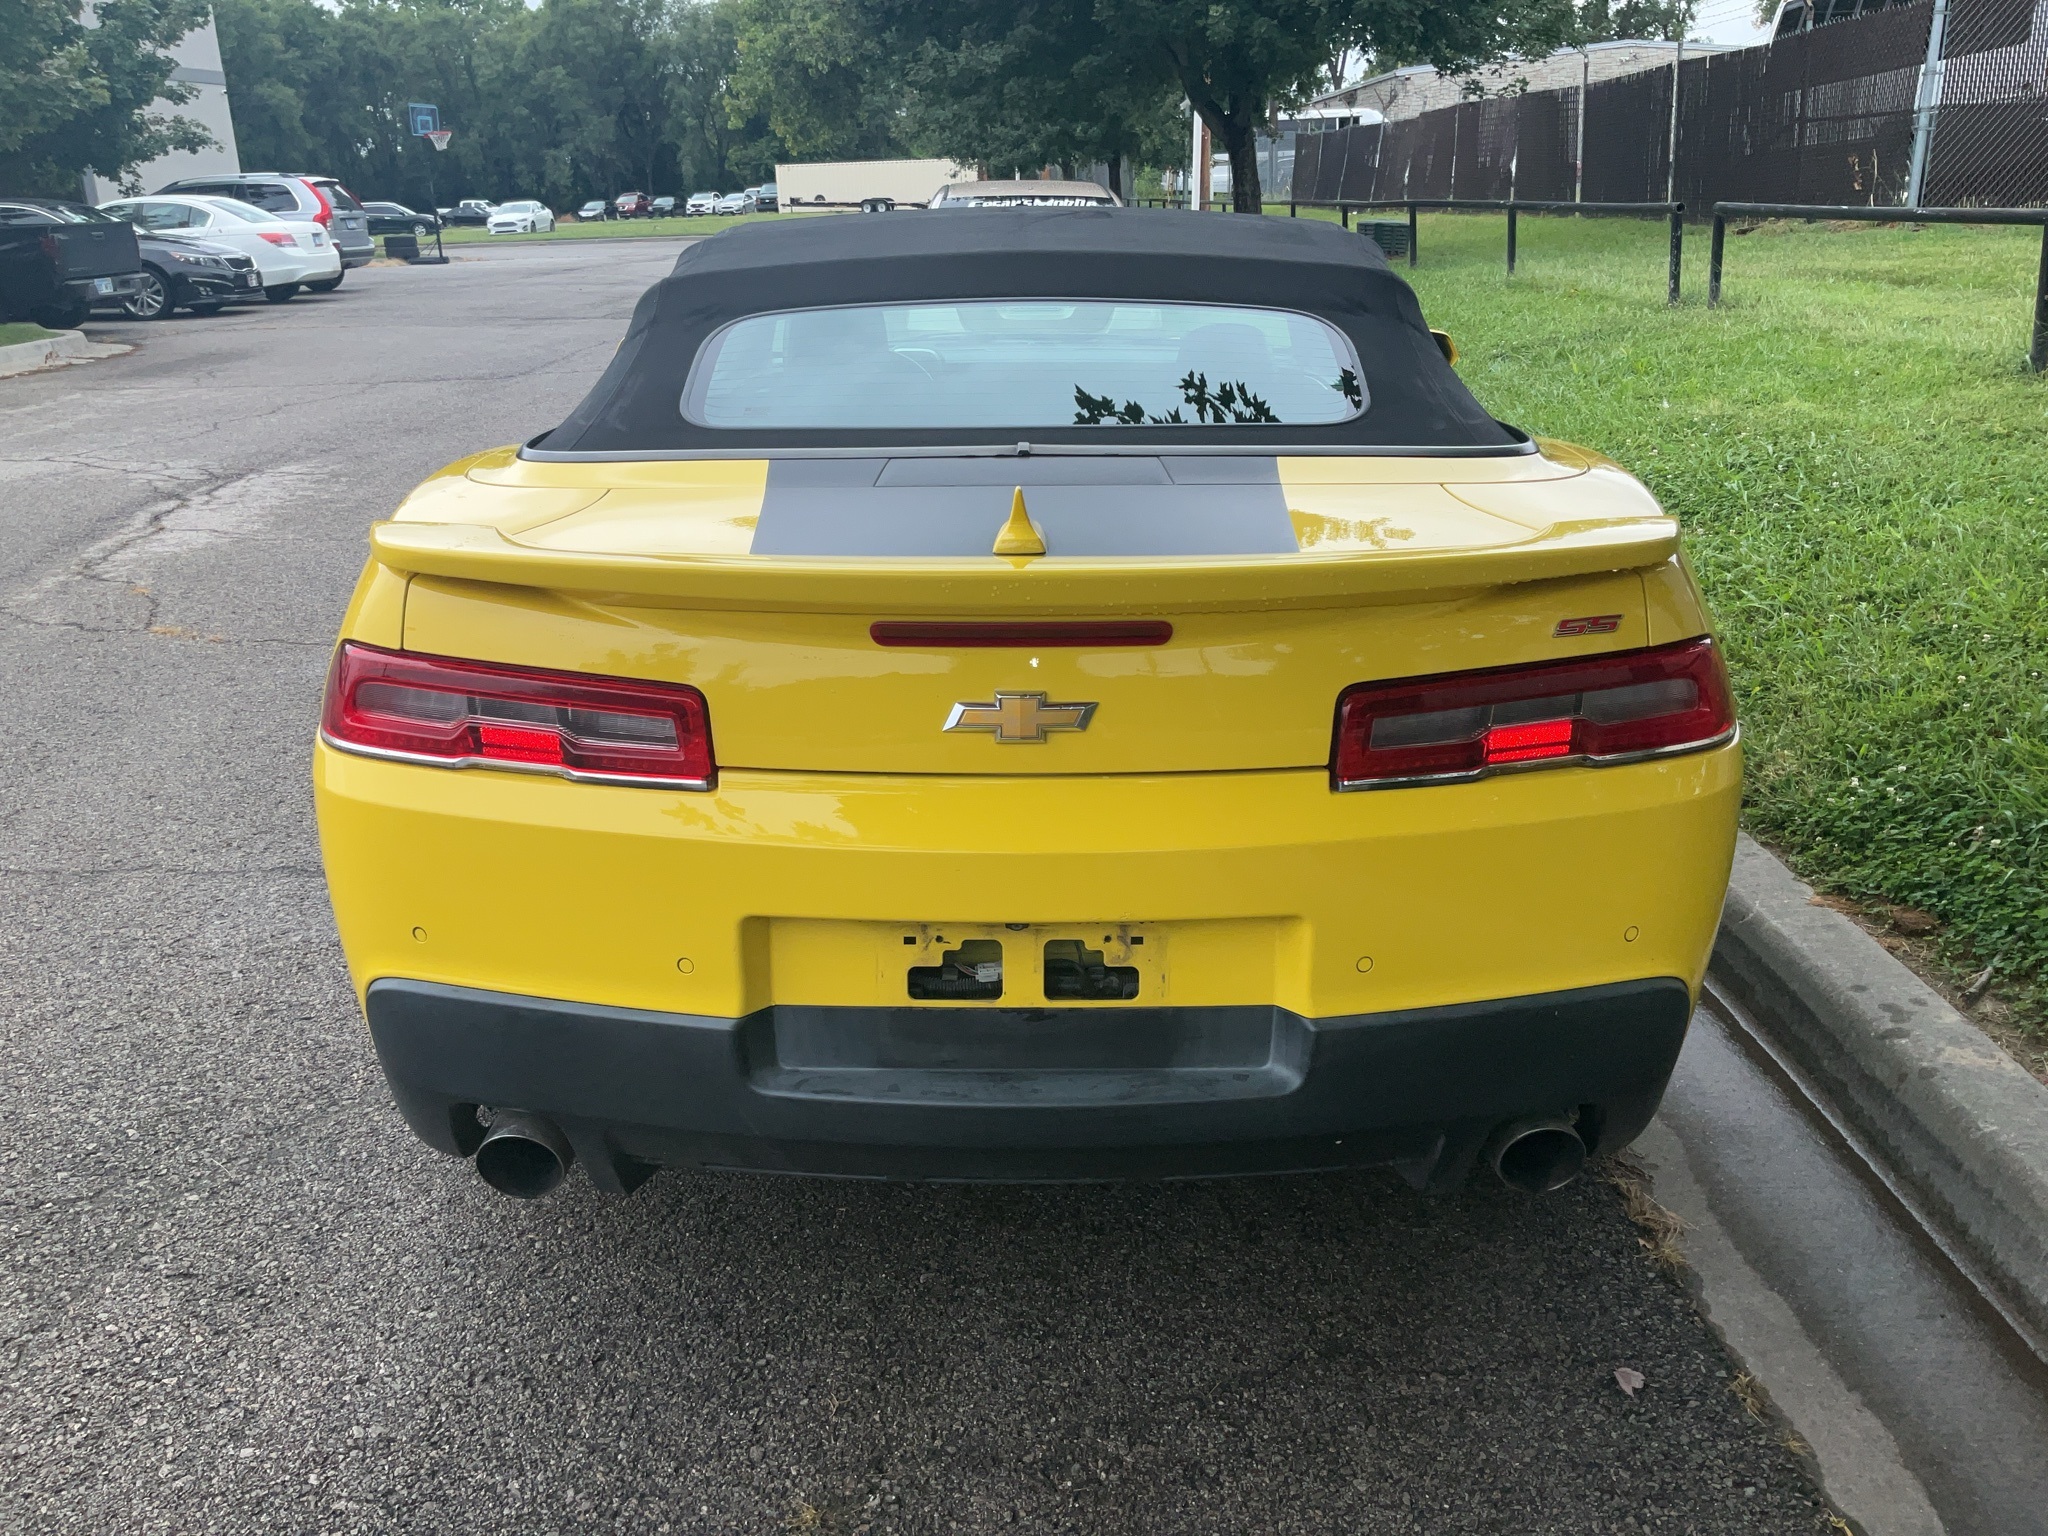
[379,447,1680,776]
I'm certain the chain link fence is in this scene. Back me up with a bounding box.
[1927,0,2048,202]
[1288,0,2048,212]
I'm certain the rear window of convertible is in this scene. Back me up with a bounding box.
[682,300,1367,429]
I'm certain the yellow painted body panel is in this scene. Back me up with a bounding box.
[336,559,409,650]
[316,742,1741,1021]
[399,567,1654,774]
[317,436,1739,1036]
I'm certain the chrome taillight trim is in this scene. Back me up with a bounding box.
[319,730,715,791]
[1333,723,1738,792]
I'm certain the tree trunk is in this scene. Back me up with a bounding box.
[1224,125,1262,213]
[1189,87,1264,213]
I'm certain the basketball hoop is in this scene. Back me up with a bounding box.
[425,129,452,152]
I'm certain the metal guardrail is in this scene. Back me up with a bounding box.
[1289,199,1687,306]
[1135,195,1691,303]
[1709,201,2048,371]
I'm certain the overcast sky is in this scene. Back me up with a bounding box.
[1692,0,1776,47]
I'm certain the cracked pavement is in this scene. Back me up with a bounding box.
[1,241,1841,1535]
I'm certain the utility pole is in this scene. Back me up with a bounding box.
[1906,0,1952,208]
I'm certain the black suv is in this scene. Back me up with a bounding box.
[154,173,374,280]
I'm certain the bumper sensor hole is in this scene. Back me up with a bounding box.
[1045,939,1140,1001]
[908,938,1003,1000]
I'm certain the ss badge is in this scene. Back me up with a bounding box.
[1553,614,1622,638]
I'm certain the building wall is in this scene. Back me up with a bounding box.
[81,11,241,202]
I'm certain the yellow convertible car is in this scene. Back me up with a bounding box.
[314,210,1738,1199]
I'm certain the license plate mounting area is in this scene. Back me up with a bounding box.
[895,923,1161,1005]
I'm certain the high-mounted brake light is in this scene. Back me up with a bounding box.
[1332,637,1734,790]
[321,642,714,789]
[870,620,1172,647]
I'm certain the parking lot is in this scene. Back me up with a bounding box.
[2,240,2041,1535]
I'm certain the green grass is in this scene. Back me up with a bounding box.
[433,209,840,246]
[0,322,58,347]
[1324,210,2047,1026]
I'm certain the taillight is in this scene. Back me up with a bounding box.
[257,231,297,247]
[300,178,333,226]
[321,642,714,789]
[1332,637,1734,790]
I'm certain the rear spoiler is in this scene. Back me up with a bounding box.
[368,517,1679,614]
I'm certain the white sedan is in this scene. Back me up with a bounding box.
[99,194,342,302]
[486,201,556,235]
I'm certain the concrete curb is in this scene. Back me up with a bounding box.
[1710,833,2048,1346]
[0,329,131,378]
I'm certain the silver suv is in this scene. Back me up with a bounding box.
[153,173,374,281]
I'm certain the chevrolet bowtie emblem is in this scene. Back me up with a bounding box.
[943,691,1097,743]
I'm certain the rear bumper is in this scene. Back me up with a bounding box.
[367,976,1692,1186]
[64,272,143,302]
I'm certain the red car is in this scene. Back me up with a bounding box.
[612,192,651,219]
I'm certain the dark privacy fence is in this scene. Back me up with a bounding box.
[1291,0,2048,212]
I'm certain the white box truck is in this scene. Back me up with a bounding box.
[774,158,976,211]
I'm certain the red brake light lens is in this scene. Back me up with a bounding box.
[321,642,714,788]
[256,231,297,247]
[299,178,333,225]
[1332,637,1734,790]
[870,620,1172,647]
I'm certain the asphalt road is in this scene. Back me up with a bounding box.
[0,239,1900,1535]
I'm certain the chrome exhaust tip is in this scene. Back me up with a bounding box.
[1485,1117,1587,1194]
[473,1111,574,1199]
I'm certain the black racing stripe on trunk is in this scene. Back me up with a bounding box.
[752,457,1292,557]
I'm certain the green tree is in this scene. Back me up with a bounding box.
[893,4,1186,196]
[859,0,1581,212]
[518,0,680,199]
[212,0,346,174]
[1,0,217,196]
[1576,0,1700,42]
[725,0,909,161]
[668,0,780,189]
[1094,0,1584,211]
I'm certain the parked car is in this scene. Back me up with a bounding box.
[928,178,1118,208]
[439,201,496,227]
[486,201,556,235]
[752,183,779,212]
[576,199,607,222]
[686,191,717,214]
[0,198,144,328]
[312,210,1741,1201]
[101,227,260,319]
[714,191,750,215]
[99,195,340,303]
[613,192,651,218]
[154,172,373,280]
[651,196,677,217]
[363,201,441,237]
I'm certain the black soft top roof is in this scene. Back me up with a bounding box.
[537,207,1519,457]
